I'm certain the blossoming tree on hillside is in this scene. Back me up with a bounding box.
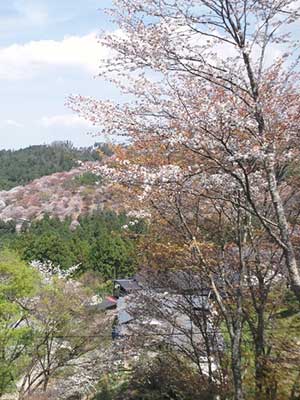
[69,1,300,399]
[70,0,300,300]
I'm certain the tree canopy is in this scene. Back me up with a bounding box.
[4,211,141,281]
[68,0,300,399]
[0,251,39,395]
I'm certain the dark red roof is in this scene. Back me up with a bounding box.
[98,296,117,310]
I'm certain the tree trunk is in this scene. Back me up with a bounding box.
[231,331,244,400]
[254,311,265,400]
[242,41,300,303]
[266,161,300,302]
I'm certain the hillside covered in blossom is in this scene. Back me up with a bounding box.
[0,162,122,225]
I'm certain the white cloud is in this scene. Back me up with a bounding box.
[0,33,107,80]
[2,119,24,128]
[38,114,93,129]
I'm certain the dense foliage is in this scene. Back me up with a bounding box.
[0,211,143,282]
[0,141,111,190]
[0,251,39,395]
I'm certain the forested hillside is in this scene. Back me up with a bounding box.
[0,141,111,190]
[1,0,300,398]
[0,210,143,280]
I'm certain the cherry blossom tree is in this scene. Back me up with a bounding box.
[68,1,300,399]
[69,0,300,300]
[18,279,103,399]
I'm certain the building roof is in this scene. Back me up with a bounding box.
[117,296,134,324]
[134,270,212,294]
[97,296,117,311]
[114,270,216,296]
[187,295,210,311]
[115,278,141,292]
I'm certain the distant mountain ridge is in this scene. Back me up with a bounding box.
[0,141,112,191]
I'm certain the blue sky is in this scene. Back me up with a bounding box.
[1,1,299,150]
[0,0,116,149]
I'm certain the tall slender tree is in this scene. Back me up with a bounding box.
[69,0,300,300]
[69,1,300,398]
